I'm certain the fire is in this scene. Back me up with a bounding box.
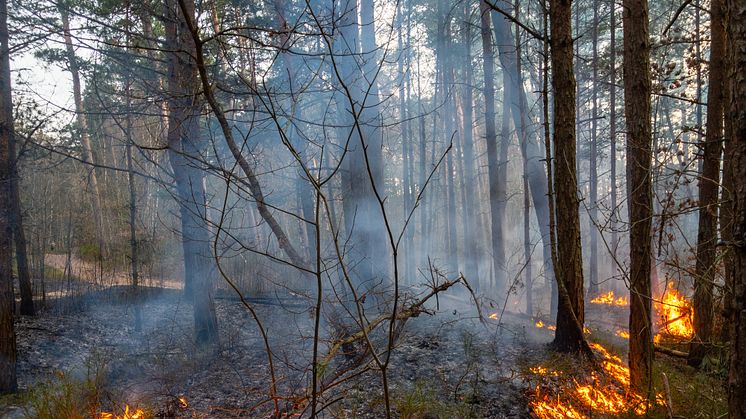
[547,325,556,331]
[178,396,188,409]
[615,330,630,339]
[530,342,664,417]
[488,312,498,320]
[97,405,145,419]
[655,285,694,340]
[532,386,584,418]
[536,320,545,328]
[530,366,559,377]
[590,291,629,306]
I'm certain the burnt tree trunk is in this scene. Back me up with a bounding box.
[689,0,725,367]
[623,0,654,392]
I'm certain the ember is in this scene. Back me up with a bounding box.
[589,291,629,306]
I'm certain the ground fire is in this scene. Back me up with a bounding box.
[589,291,629,306]
[96,405,145,419]
[529,341,664,417]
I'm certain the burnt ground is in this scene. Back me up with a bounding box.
[0,287,555,418]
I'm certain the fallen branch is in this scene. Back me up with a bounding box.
[654,344,688,358]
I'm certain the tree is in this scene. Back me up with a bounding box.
[165,0,218,347]
[490,4,557,313]
[689,0,726,367]
[549,0,587,353]
[0,0,18,393]
[725,0,746,415]
[59,2,106,260]
[479,0,505,295]
[623,0,654,392]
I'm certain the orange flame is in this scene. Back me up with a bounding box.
[178,396,188,409]
[616,330,630,339]
[655,285,694,340]
[530,342,664,417]
[536,320,545,328]
[97,405,145,419]
[590,291,629,306]
[488,312,498,320]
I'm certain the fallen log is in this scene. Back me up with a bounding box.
[654,344,688,358]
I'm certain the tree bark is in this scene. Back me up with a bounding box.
[165,0,219,347]
[479,0,506,295]
[689,0,725,367]
[623,0,654,392]
[0,0,18,392]
[9,120,32,316]
[549,0,587,352]
[725,1,746,416]
[459,2,480,286]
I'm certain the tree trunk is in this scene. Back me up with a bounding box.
[165,0,218,347]
[9,123,32,316]
[491,6,556,310]
[623,0,654,392]
[549,0,587,352]
[609,0,619,261]
[59,6,106,259]
[588,0,600,296]
[479,0,506,296]
[689,0,725,367]
[726,1,746,416]
[459,3,480,286]
[0,0,18,392]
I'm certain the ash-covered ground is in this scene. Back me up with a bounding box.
[2,287,556,418]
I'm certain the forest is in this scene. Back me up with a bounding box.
[0,0,744,417]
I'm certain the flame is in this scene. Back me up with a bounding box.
[488,312,498,320]
[590,291,629,306]
[530,366,559,377]
[178,396,188,409]
[532,386,584,418]
[616,330,630,339]
[536,320,545,328]
[530,342,664,417]
[97,405,145,419]
[654,285,694,340]
[547,325,556,331]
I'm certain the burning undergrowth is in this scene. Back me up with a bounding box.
[524,338,667,418]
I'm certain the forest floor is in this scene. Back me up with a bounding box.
[0,283,556,418]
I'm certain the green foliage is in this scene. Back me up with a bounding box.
[392,380,477,419]
[653,357,728,418]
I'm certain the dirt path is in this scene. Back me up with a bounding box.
[44,253,183,290]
